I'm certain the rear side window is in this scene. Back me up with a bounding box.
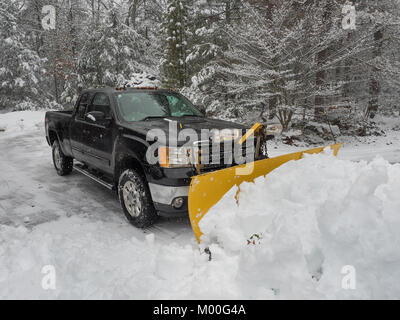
[87,93,111,118]
[76,93,90,120]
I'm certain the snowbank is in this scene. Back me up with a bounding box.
[200,151,400,299]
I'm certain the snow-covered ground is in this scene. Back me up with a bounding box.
[0,111,399,299]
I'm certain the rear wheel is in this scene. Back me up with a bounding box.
[118,169,158,228]
[52,140,73,176]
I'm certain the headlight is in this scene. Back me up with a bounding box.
[159,146,194,168]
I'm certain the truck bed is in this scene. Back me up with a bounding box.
[45,110,74,154]
[46,110,73,116]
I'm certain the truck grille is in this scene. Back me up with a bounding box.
[193,139,256,173]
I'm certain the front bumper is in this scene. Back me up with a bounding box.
[148,183,190,218]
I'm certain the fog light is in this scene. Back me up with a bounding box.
[172,197,184,209]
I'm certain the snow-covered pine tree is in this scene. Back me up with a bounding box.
[21,0,86,108]
[187,0,400,131]
[186,1,225,80]
[125,0,164,38]
[56,0,87,107]
[0,0,48,110]
[362,0,400,119]
[161,0,190,88]
[182,0,243,116]
[376,0,400,117]
[76,4,156,90]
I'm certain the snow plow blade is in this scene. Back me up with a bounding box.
[188,143,343,243]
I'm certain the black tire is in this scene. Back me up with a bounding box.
[118,169,158,228]
[52,140,73,176]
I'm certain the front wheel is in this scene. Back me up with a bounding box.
[118,169,158,228]
[52,140,73,176]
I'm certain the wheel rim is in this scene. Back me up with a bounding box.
[122,181,142,218]
[54,145,62,170]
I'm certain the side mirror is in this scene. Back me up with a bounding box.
[86,111,105,123]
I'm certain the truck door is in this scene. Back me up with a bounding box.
[83,92,114,174]
[70,92,91,162]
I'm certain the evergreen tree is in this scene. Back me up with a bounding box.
[183,0,241,114]
[76,4,156,89]
[0,0,48,110]
[161,0,189,88]
[188,0,400,129]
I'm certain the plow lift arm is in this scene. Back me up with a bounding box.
[188,123,343,244]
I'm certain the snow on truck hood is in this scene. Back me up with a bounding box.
[123,117,247,144]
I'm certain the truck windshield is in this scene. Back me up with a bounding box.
[115,92,204,122]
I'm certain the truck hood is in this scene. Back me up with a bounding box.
[120,117,248,145]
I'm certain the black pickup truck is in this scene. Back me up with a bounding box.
[45,87,261,228]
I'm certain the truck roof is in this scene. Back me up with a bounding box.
[81,87,176,94]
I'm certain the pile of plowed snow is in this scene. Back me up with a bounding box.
[200,150,400,298]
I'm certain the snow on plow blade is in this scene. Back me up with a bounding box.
[188,143,343,243]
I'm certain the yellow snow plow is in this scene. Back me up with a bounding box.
[188,123,343,243]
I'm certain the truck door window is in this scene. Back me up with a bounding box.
[87,93,111,118]
[77,93,89,120]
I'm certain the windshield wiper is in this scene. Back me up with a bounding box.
[142,116,168,121]
[179,114,204,118]
[142,115,203,121]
